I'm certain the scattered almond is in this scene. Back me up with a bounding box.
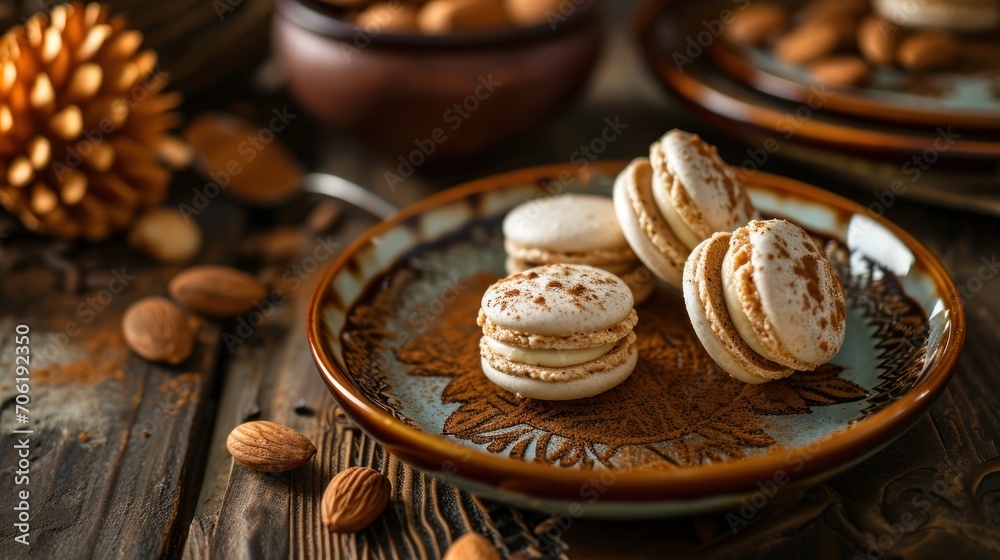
[857,15,899,66]
[443,533,502,560]
[898,30,959,72]
[306,200,343,234]
[128,208,202,264]
[774,19,843,64]
[504,0,561,27]
[226,421,317,472]
[724,4,788,47]
[322,466,392,532]
[122,296,194,365]
[356,3,421,32]
[418,0,511,34]
[168,265,268,318]
[811,56,871,86]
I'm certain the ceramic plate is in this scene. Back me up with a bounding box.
[709,21,1000,131]
[634,0,1000,162]
[307,162,964,518]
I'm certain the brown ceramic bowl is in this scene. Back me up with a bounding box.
[273,0,604,161]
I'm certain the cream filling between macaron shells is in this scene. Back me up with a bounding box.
[480,332,638,382]
[483,337,616,368]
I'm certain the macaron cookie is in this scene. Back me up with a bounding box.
[683,219,847,384]
[477,264,639,400]
[503,194,654,304]
[874,0,999,31]
[614,130,757,288]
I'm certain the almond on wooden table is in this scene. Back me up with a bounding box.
[122,296,194,365]
[322,466,392,533]
[443,533,502,560]
[226,421,317,472]
[168,265,268,318]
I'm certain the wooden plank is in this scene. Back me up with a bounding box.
[183,203,566,559]
[0,192,243,558]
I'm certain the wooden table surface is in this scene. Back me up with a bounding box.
[2,3,999,559]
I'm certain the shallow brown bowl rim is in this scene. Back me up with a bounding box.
[306,161,966,503]
[276,0,600,48]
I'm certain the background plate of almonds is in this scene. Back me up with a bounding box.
[306,161,963,517]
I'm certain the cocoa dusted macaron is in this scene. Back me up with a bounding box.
[614,130,757,288]
[683,219,847,384]
[478,264,639,400]
[503,194,654,305]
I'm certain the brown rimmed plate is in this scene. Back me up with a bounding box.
[634,0,1000,163]
[708,23,1000,132]
[307,161,964,517]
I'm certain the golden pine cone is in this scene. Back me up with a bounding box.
[0,2,180,241]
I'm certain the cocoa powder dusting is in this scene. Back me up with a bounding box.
[350,274,868,470]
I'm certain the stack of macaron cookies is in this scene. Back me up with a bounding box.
[683,219,847,384]
[478,129,848,400]
[503,194,654,304]
[477,264,639,400]
[613,130,758,288]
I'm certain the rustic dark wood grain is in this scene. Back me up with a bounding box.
[1,1,998,558]
[0,191,243,558]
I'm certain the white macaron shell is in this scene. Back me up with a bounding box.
[480,264,634,336]
[502,195,629,254]
[746,220,846,366]
[656,129,755,236]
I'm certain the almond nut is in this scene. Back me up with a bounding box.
[356,3,421,32]
[226,421,317,472]
[322,466,392,532]
[898,30,959,73]
[504,0,562,27]
[418,0,511,34]
[724,4,788,47]
[774,20,843,64]
[168,265,268,318]
[128,208,202,264]
[857,15,899,66]
[122,296,194,365]
[811,56,871,86]
[443,533,502,560]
